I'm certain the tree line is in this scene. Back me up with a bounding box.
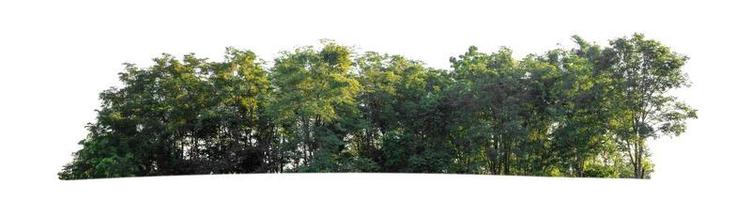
[59,34,696,179]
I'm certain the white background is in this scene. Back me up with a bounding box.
[1,0,749,199]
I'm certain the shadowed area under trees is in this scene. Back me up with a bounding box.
[59,34,696,179]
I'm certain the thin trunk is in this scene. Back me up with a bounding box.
[503,136,511,175]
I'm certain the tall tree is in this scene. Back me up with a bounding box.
[599,34,697,178]
[449,46,533,175]
[268,41,364,172]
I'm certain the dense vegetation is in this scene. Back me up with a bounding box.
[59,34,696,179]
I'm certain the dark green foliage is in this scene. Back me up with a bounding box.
[60,34,695,179]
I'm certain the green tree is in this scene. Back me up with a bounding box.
[268,41,364,172]
[60,49,272,179]
[599,33,697,178]
[355,52,453,172]
[449,46,534,175]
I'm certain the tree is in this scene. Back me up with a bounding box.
[450,46,523,175]
[599,33,697,178]
[60,49,272,179]
[268,41,364,172]
[355,52,453,172]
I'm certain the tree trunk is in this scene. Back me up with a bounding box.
[503,137,511,175]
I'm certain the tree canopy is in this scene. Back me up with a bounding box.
[59,34,695,179]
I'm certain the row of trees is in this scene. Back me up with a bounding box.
[59,34,696,179]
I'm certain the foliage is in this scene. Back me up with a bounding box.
[60,34,695,179]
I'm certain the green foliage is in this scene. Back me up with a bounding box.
[269,42,362,172]
[60,34,695,179]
